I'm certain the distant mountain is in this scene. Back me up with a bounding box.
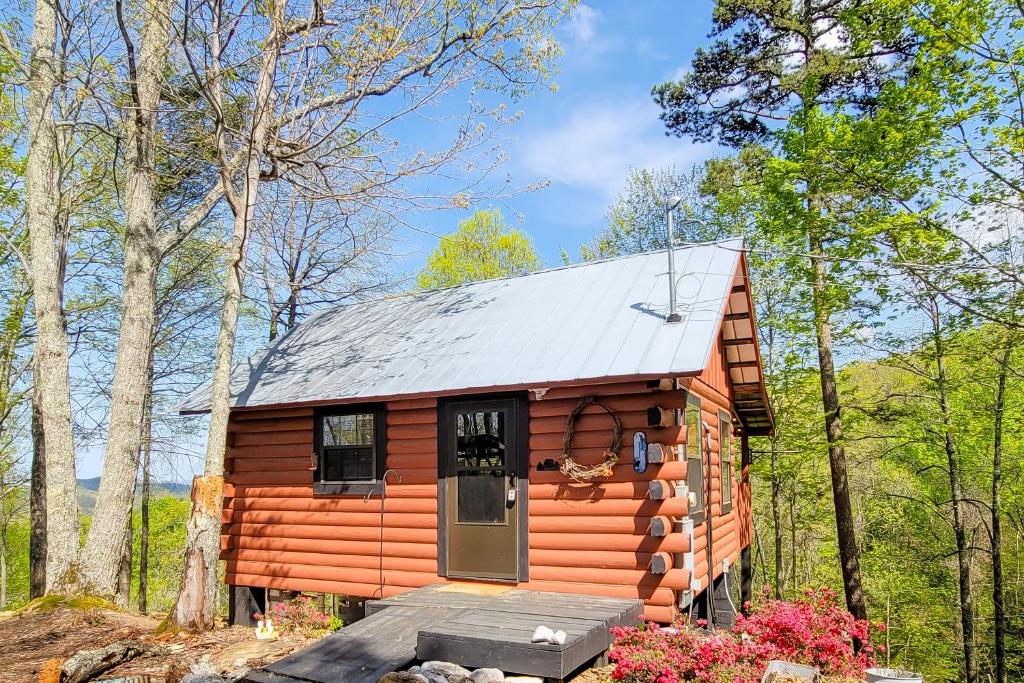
[76,477,190,515]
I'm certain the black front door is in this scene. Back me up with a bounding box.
[438,395,527,581]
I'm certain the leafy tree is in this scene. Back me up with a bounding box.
[173,0,569,631]
[581,166,727,260]
[418,209,542,288]
[654,0,937,628]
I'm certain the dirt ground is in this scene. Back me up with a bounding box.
[0,603,315,683]
[0,602,615,683]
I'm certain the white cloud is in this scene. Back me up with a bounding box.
[518,97,717,198]
[566,4,600,44]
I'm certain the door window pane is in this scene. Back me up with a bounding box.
[456,410,506,523]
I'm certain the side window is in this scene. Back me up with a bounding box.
[684,394,704,523]
[314,407,385,494]
[719,410,734,514]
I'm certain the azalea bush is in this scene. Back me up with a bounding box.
[254,595,343,637]
[608,589,881,683]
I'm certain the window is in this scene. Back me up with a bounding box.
[684,393,704,523]
[314,406,385,495]
[455,409,507,524]
[719,410,734,514]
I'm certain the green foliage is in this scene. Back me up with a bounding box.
[581,166,733,260]
[750,324,1024,681]
[132,496,192,613]
[418,209,542,289]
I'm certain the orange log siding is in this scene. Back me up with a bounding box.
[222,369,752,622]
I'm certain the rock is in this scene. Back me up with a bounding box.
[181,658,229,683]
[380,672,430,683]
[408,666,449,683]
[211,639,289,672]
[420,661,473,680]
[468,668,504,683]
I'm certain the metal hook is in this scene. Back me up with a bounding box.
[363,469,402,502]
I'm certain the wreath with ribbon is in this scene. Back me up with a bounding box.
[559,396,623,482]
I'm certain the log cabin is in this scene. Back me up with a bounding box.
[179,239,773,625]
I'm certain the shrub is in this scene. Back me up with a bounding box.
[254,595,340,637]
[608,588,881,683]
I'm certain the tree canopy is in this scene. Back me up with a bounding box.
[418,209,542,289]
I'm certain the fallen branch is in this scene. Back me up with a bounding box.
[61,639,166,683]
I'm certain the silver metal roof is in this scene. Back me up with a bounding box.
[178,240,746,412]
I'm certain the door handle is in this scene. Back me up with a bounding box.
[507,472,517,507]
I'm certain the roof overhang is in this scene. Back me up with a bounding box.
[720,253,774,436]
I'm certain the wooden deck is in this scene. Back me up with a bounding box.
[243,584,643,683]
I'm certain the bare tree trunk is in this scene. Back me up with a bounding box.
[991,341,1012,683]
[769,440,784,599]
[138,380,153,614]
[79,0,172,597]
[116,515,132,607]
[27,0,81,593]
[170,0,286,631]
[29,365,46,600]
[788,488,797,598]
[808,225,867,622]
[1,524,7,610]
[928,297,976,683]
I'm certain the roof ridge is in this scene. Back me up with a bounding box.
[326,237,746,312]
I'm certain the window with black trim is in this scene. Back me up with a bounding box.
[719,410,734,514]
[313,406,385,495]
[684,393,704,523]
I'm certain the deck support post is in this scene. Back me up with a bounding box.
[739,433,753,612]
[229,585,264,627]
[712,571,738,629]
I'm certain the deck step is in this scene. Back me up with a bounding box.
[247,605,462,683]
[243,585,642,683]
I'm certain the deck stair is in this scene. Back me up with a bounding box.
[243,585,643,683]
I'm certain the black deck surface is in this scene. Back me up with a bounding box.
[243,585,643,683]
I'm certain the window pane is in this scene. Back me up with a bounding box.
[687,457,704,512]
[455,409,506,523]
[685,404,700,458]
[455,410,505,470]
[720,415,732,507]
[457,470,506,523]
[322,446,374,482]
[323,413,374,447]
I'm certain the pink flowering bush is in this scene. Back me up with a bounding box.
[608,589,881,683]
[254,595,342,637]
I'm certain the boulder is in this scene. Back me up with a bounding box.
[211,639,289,672]
[420,661,473,680]
[407,666,448,683]
[181,658,229,683]
[379,672,430,683]
[468,668,504,683]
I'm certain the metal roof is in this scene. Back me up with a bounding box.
[178,240,764,417]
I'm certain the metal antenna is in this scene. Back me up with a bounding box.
[665,195,683,323]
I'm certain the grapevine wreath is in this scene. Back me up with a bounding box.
[559,396,623,482]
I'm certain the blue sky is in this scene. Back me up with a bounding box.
[394,0,721,271]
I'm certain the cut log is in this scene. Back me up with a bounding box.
[60,640,162,683]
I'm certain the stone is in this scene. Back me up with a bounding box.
[468,668,504,683]
[181,658,229,683]
[420,661,472,680]
[379,672,430,683]
[210,639,289,672]
[407,667,447,683]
